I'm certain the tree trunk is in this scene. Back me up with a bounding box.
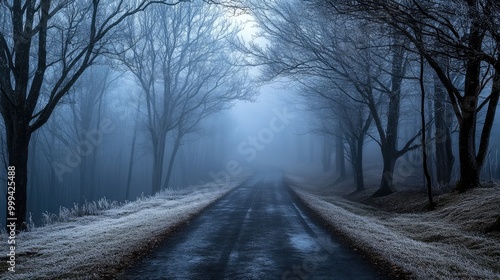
[28,133,38,222]
[373,40,404,197]
[163,134,182,190]
[456,59,500,192]
[335,132,346,180]
[79,159,88,205]
[88,153,97,201]
[352,137,365,192]
[456,114,484,192]
[373,92,399,197]
[426,97,435,185]
[151,133,167,194]
[456,104,480,192]
[5,122,31,231]
[374,150,397,197]
[420,56,434,209]
[125,129,138,200]
[434,69,454,185]
[48,163,58,213]
[455,25,483,192]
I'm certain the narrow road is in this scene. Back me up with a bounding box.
[122,172,383,279]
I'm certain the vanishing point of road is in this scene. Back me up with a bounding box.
[122,172,384,279]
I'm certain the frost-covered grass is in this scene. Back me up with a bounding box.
[287,173,500,280]
[0,174,250,280]
[39,197,120,226]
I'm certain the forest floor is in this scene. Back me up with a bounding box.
[0,172,251,280]
[286,164,500,280]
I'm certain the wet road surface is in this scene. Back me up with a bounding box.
[122,172,383,279]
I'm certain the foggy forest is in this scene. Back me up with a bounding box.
[1,0,500,279]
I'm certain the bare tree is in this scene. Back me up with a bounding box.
[341,100,372,192]
[246,0,422,196]
[0,0,192,230]
[118,1,250,194]
[325,0,500,229]
[327,0,500,192]
[303,79,372,192]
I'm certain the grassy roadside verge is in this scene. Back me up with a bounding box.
[286,176,500,280]
[0,173,251,280]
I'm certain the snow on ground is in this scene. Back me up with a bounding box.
[0,173,251,280]
[287,173,500,280]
